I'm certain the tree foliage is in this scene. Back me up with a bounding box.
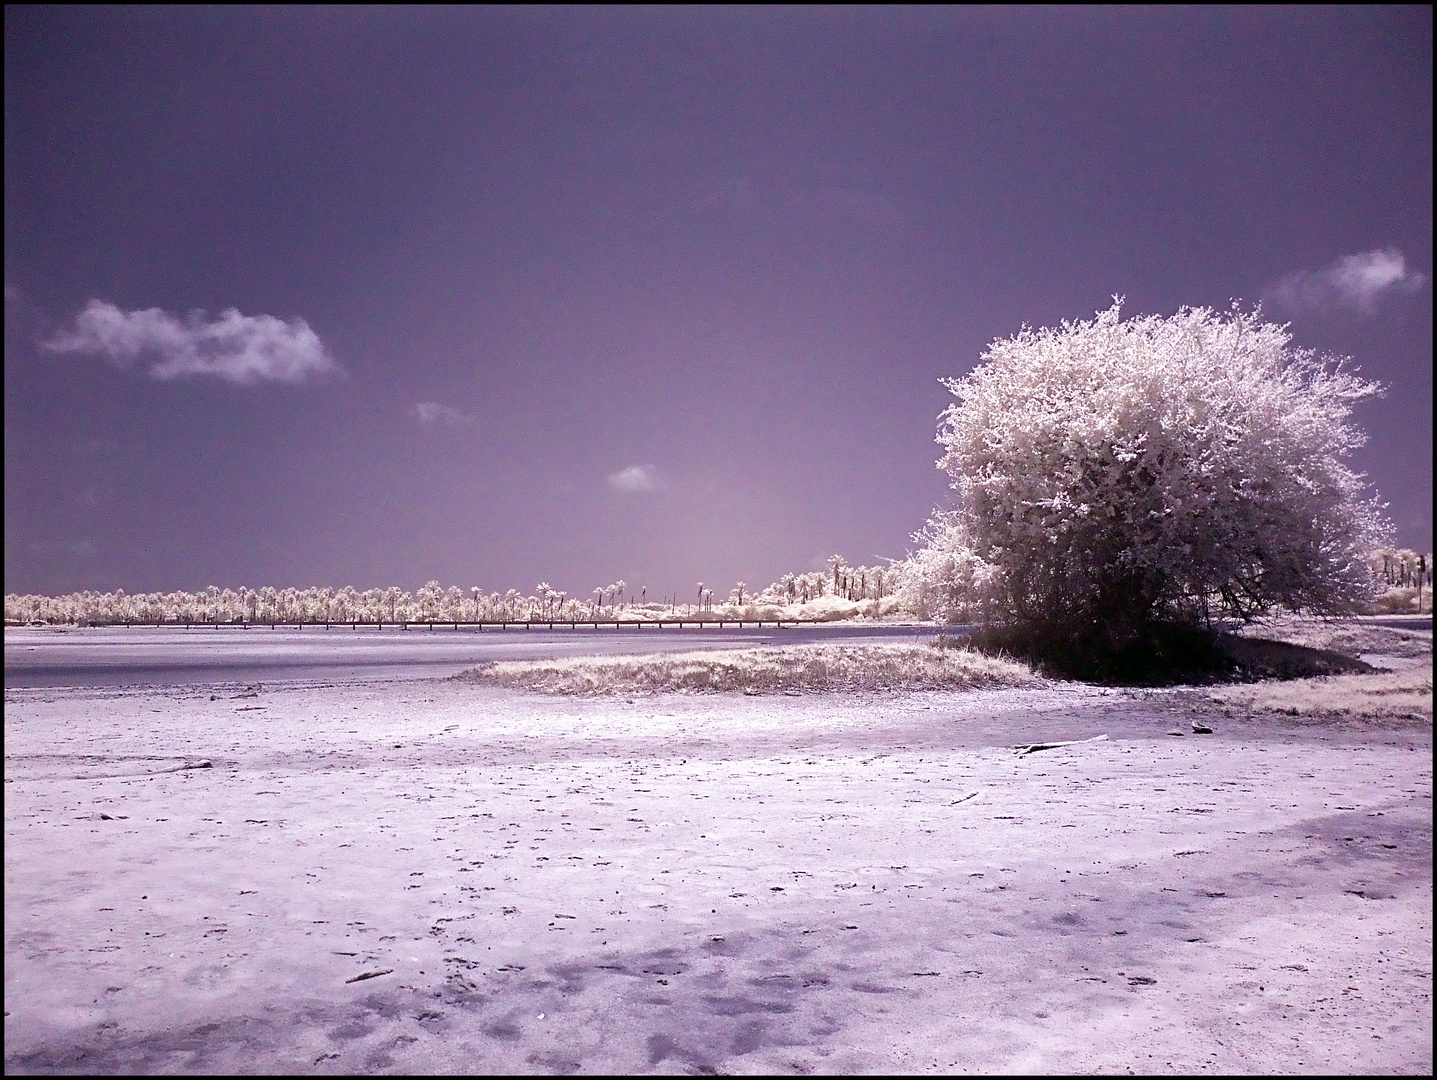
[913,301,1391,669]
[4,560,905,626]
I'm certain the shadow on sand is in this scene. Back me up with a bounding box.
[945,623,1375,686]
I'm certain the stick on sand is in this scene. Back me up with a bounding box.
[1014,734,1109,756]
[344,969,394,984]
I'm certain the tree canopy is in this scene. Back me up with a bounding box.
[912,301,1390,673]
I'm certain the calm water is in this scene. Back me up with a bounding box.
[3,623,941,689]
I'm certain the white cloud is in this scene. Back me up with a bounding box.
[413,401,472,429]
[693,167,902,228]
[1266,248,1426,315]
[607,463,664,494]
[29,538,97,558]
[45,300,342,384]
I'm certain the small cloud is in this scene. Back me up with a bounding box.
[413,401,472,429]
[1266,248,1426,315]
[792,185,903,227]
[693,164,902,228]
[694,175,758,209]
[607,463,664,494]
[44,300,343,384]
[29,538,97,558]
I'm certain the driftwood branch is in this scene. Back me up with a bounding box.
[345,969,394,984]
[1014,734,1109,756]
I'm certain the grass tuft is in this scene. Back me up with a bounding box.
[455,641,1040,696]
[1209,613,1432,720]
[1207,665,1432,721]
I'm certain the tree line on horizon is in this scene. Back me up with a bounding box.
[2,554,909,627]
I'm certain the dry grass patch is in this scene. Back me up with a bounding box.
[1211,614,1432,720]
[455,641,1040,696]
[1207,664,1432,721]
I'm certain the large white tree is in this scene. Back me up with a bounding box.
[914,301,1390,662]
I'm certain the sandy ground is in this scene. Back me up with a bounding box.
[4,668,1431,1075]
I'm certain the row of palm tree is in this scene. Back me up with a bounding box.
[1370,548,1431,589]
[4,556,912,626]
[5,583,583,626]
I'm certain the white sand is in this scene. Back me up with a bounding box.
[4,677,1432,1074]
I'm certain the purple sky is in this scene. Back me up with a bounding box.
[5,7,1432,599]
